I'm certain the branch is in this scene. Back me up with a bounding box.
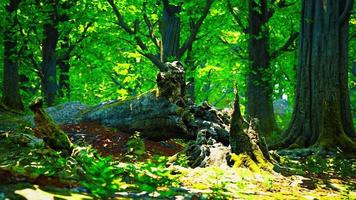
[16,15,43,79]
[107,0,135,34]
[142,2,160,50]
[213,88,234,106]
[57,22,93,62]
[339,0,354,24]
[178,0,214,59]
[227,0,248,33]
[268,0,297,20]
[270,31,299,59]
[107,0,166,71]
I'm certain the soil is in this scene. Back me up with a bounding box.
[60,122,184,159]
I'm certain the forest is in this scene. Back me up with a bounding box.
[0,0,355,199]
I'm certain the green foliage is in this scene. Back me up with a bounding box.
[75,149,119,198]
[208,180,231,200]
[119,156,180,193]
[125,131,145,159]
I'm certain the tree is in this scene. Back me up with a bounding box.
[227,0,298,136]
[107,0,214,98]
[2,0,24,111]
[273,0,356,152]
[41,0,59,106]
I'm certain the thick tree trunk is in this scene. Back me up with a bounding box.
[41,1,59,106]
[273,0,356,152]
[2,0,24,111]
[246,0,277,136]
[160,1,181,63]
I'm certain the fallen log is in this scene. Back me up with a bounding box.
[79,61,230,144]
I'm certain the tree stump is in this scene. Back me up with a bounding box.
[29,98,73,155]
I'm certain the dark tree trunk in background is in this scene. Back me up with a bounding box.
[160,0,181,63]
[41,0,59,106]
[2,0,24,111]
[185,44,196,102]
[58,60,70,98]
[274,0,355,152]
[58,35,71,98]
[246,0,277,137]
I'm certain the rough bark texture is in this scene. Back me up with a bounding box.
[229,89,271,171]
[246,0,277,137]
[273,0,356,152]
[2,0,24,111]
[29,98,73,155]
[160,0,181,62]
[41,0,59,106]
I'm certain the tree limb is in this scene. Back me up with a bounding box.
[107,0,134,34]
[178,0,214,59]
[270,31,299,59]
[268,0,297,20]
[57,22,93,62]
[142,2,160,50]
[107,0,166,71]
[227,0,248,34]
[339,0,354,24]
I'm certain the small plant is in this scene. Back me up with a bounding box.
[125,132,145,158]
[75,148,120,198]
[122,156,179,193]
[208,180,230,200]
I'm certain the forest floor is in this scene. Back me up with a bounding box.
[0,121,355,199]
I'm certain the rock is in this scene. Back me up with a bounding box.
[24,101,88,126]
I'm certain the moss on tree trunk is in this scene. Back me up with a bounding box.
[30,98,73,155]
[229,89,272,172]
[271,0,356,153]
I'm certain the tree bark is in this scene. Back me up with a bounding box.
[58,33,71,99]
[246,0,277,137]
[230,88,271,171]
[41,0,59,106]
[2,0,24,111]
[160,1,181,63]
[273,0,356,152]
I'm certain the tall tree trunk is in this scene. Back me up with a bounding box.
[41,1,59,106]
[160,0,181,63]
[2,0,24,111]
[185,44,196,102]
[58,36,70,98]
[274,0,355,152]
[246,0,277,136]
